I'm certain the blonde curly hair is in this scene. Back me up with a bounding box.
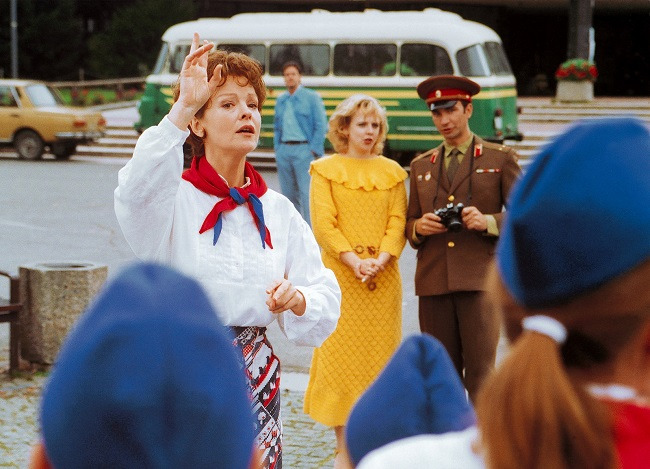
[327,94,388,155]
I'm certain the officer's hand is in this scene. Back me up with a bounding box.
[415,212,447,236]
[462,206,488,231]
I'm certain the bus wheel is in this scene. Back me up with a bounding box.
[14,130,44,160]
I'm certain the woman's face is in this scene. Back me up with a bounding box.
[346,110,381,156]
[196,76,261,156]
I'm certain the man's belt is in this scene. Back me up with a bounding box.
[282,141,308,145]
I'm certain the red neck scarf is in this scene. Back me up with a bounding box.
[182,156,273,249]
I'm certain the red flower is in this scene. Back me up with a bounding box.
[555,59,598,82]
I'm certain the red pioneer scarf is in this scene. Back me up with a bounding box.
[182,156,273,249]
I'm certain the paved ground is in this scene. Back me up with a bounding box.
[0,326,336,468]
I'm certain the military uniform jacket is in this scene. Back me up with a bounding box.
[405,136,521,296]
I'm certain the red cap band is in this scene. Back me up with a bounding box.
[426,88,472,102]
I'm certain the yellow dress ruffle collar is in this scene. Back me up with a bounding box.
[310,154,408,191]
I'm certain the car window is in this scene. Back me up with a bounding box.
[0,86,18,107]
[24,84,63,107]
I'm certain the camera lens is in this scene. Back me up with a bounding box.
[447,218,463,232]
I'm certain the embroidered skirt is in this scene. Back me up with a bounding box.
[231,326,282,469]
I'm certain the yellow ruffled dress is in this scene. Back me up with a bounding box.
[303,153,408,427]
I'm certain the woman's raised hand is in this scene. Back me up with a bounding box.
[168,32,222,130]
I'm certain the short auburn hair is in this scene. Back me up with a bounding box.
[172,49,266,157]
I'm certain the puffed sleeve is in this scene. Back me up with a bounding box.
[277,213,341,346]
[114,117,188,260]
[309,169,354,257]
[379,180,407,258]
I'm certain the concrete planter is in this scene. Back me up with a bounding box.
[556,80,594,102]
[19,262,107,364]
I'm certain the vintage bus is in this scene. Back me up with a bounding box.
[136,8,521,164]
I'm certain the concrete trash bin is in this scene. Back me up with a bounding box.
[19,262,108,364]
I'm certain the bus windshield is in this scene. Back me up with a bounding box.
[152,42,169,75]
[457,42,513,77]
[484,41,513,75]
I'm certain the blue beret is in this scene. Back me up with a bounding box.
[498,117,650,308]
[40,262,255,469]
[345,334,476,465]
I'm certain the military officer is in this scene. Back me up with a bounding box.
[405,75,521,400]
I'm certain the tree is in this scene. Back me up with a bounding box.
[88,0,195,78]
[0,0,84,80]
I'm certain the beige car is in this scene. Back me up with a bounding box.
[0,79,106,160]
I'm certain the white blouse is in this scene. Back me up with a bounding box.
[114,116,341,346]
[357,427,485,469]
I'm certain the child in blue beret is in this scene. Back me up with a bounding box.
[356,117,650,469]
[30,263,260,469]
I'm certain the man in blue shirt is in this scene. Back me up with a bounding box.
[274,61,327,224]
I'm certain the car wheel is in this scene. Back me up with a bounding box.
[52,143,76,160]
[14,130,44,160]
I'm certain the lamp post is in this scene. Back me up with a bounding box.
[567,0,594,60]
[556,0,596,102]
[10,0,18,78]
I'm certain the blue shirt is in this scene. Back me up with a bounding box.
[273,85,327,156]
[281,97,307,142]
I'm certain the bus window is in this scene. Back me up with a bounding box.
[401,43,453,76]
[217,44,266,72]
[152,42,170,75]
[269,44,329,76]
[483,42,513,75]
[170,45,191,73]
[456,44,490,77]
[333,44,397,76]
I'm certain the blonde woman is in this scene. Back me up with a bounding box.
[303,94,408,468]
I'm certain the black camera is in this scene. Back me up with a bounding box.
[434,202,464,232]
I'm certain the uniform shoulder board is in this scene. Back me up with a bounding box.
[481,140,519,160]
[482,140,513,153]
[411,148,436,163]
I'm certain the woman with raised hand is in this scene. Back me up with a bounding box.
[303,94,407,468]
[115,33,341,469]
